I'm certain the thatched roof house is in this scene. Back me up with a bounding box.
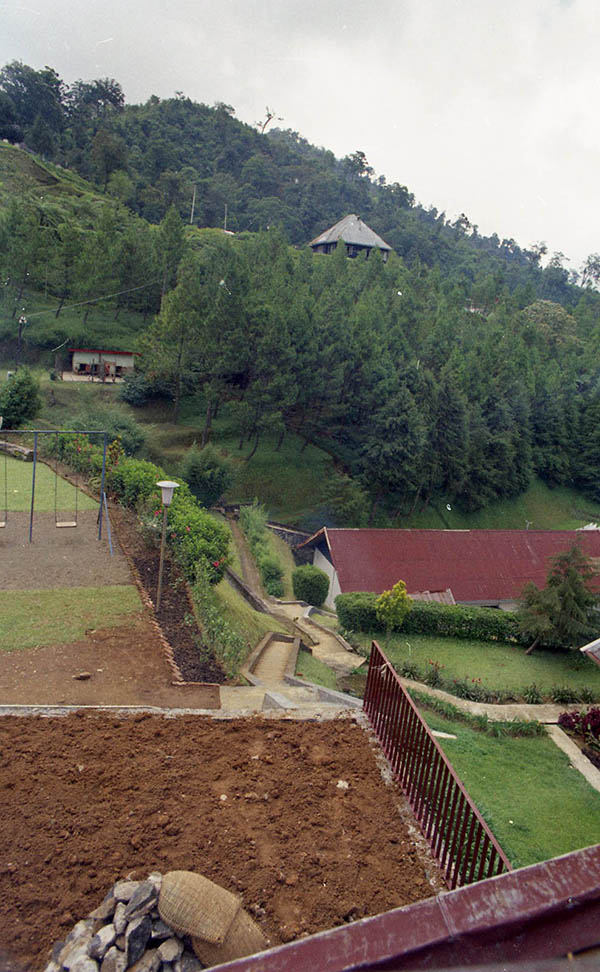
[309,214,392,262]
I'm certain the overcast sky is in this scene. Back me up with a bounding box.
[2,0,599,268]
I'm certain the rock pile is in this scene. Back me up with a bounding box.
[44,874,205,972]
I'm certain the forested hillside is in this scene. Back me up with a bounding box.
[2,60,600,524]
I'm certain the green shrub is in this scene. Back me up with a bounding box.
[165,490,229,582]
[335,592,381,631]
[238,500,285,598]
[69,403,145,455]
[292,564,330,606]
[258,554,284,597]
[179,443,233,508]
[119,372,155,407]
[111,458,166,507]
[335,592,523,644]
[0,368,41,428]
[191,565,247,678]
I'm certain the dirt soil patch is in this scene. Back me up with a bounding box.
[110,507,226,684]
[0,505,225,702]
[0,511,130,590]
[0,714,440,972]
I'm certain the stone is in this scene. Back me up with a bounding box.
[124,880,158,921]
[72,671,92,680]
[100,947,128,972]
[151,918,173,940]
[70,959,98,972]
[125,915,152,967]
[88,924,116,960]
[128,949,161,972]
[90,894,116,922]
[178,949,204,972]
[113,902,127,935]
[43,962,61,972]
[65,919,95,945]
[158,938,183,963]
[147,871,163,891]
[113,880,140,902]
[51,940,66,963]
[59,939,92,970]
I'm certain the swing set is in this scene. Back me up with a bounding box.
[0,429,110,547]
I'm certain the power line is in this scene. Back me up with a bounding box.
[23,278,161,319]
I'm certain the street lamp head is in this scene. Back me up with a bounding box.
[157,480,179,507]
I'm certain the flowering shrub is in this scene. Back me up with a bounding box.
[558,707,600,741]
[165,489,229,582]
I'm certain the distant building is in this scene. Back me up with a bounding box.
[68,348,138,381]
[298,527,600,612]
[309,214,392,262]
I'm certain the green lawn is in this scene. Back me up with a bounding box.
[0,585,141,651]
[420,707,600,868]
[402,479,600,531]
[0,454,97,513]
[354,631,600,698]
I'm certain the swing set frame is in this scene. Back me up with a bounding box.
[0,429,108,543]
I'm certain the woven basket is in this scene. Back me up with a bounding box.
[192,906,268,965]
[158,870,241,945]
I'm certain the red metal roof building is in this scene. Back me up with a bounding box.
[300,528,600,609]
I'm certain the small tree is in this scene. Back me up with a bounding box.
[518,545,598,654]
[180,443,233,508]
[375,580,412,646]
[0,368,41,428]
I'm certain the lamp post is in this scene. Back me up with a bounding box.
[156,480,179,613]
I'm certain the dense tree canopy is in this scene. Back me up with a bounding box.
[3,62,600,522]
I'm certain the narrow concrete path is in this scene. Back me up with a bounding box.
[273,602,365,674]
[252,638,296,684]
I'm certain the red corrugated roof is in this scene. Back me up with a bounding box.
[312,529,600,602]
[69,348,140,355]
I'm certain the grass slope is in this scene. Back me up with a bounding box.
[402,480,600,531]
[213,579,287,650]
[0,585,141,652]
[421,708,600,868]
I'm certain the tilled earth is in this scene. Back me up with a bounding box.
[0,713,441,972]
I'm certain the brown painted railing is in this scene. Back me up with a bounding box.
[363,640,512,889]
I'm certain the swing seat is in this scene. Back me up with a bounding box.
[56,521,77,528]
[0,521,5,529]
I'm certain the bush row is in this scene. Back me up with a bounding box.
[408,689,545,738]
[190,566,247,678]
[394,657,600,705]
[238,500,284,597]
[48,433,229,583]
[336,591,524,644]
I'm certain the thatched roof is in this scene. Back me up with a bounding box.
[309,214,392,252]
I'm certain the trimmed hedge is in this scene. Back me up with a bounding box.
[292,565,330,607]
[336,591,524,644]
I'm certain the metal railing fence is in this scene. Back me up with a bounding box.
[363,640,512,888]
